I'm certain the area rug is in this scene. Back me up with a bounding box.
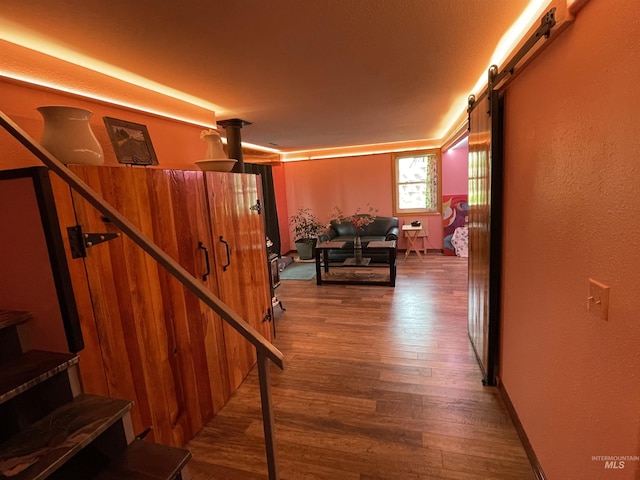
[280,262,316,280]
[322,270,389,283]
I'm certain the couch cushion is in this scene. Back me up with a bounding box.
[365,217,399,236]
[328,216,399,240]
[331,220,357,237]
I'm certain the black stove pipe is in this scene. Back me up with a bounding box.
[217,118,251,173]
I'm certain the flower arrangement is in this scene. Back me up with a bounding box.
[328,204,379,231]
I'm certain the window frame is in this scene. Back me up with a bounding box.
[391,149,442,216]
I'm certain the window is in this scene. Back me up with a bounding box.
[392,150,441,215]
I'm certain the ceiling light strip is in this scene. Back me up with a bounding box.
[282,143,441,162]
[438,0,553,144]
[0,71,217,127]
[1,72,284,155]
[0,23,224,113]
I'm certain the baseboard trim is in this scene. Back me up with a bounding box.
[400,248,444,255]
[285,248,446,255]
[498,381,547,480]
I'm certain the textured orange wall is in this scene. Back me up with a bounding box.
[281,154,445,252]
[0,177,68,352]
[501,1,640,478]
[0,80,209,171]
[442,143,468,196]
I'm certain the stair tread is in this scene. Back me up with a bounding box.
[0,394,132,480]
[0,350,78,405]
[94,439,191,480]
[0,310,31,331]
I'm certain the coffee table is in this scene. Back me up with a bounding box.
[315,240,396,286]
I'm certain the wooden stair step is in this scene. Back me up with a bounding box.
[0,311,31,331]
[93,439,191,480]
[0,394,132,480]
[0,310,32,361]
[0,350,78,405]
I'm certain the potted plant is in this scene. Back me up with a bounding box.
[289,207,324,260]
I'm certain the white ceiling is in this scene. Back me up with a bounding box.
[1,0,534,154]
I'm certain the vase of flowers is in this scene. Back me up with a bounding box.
[354,234,363,264]
[329,204,378,265]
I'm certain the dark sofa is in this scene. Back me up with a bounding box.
[318,216,399,262]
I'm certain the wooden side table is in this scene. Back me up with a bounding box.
[402,224,427,260]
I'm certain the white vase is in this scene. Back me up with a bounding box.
[200,129,227,160]
[37,106,104,165]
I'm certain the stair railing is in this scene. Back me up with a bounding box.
[0,110,283,480]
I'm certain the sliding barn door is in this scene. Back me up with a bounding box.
[467,90,503,386]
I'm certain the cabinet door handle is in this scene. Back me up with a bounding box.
[198,241,210,281]
[220,236,231,271]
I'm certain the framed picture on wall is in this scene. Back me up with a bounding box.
[103,117,159,165]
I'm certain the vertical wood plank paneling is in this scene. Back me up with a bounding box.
[106,166,179,445]
[241,174,274,343]
[181,170,232,412]
[206,172,272,391]
[158,169,209,430]
[50,165,270,447]
[65,166,193,446]
[207,172,256,390]
[67,166,154,436]
[49,172,109,396]
[143,168,194,442]
[153,169,231,426]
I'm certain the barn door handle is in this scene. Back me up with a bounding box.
[220,236,231,271]
[198,242,211,281]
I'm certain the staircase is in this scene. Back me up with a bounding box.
[0,310,191,480]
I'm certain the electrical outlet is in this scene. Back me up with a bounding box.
[587,278,610,321]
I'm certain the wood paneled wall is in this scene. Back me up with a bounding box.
[50,166,271,447]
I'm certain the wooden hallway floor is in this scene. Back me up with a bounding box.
[186,255,535,480]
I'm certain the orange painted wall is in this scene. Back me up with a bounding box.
[500,1,640,479]
[0,80,209,171]
[281,154,445,252]
[0,177,68,352]
[442,143,468,196]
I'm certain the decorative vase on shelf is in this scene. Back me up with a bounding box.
[194,129,237,172]
[37,106,104,165]
[201,128,227,159]
[354,233,363,265]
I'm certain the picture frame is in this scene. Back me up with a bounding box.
[103,117,158,166]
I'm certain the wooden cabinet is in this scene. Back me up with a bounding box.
[206,172,274,390]
[47,166,273,447]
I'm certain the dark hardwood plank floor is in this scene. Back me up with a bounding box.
[187,255,535,480]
